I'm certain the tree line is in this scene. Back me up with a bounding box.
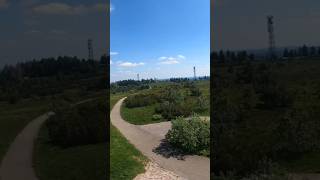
[212,44,320,63]
[0,55,108,103]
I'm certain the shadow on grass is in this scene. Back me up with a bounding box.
[152,139,189,160]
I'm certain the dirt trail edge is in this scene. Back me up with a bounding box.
[0,112,54,180]
[111,98,210,180]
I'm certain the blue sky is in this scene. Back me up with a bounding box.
[110,0,210,82]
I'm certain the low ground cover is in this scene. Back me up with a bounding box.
[121,80,210,125]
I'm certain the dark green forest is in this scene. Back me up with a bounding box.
[212,46,320,179]
[0,55,108,103]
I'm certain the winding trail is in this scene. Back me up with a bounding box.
[111,98,210,180]
[0,112,54,180]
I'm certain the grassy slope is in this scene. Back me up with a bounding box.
[121,80,210,125]
[34,128,107,180]
[110,93,147,179]
[0,98,49,161]
[34,94,108,180]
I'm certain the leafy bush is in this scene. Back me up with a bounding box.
[124,93,159,108]
[195,96,209,112]
[155,101,192,120]
[190,86,202,97]
[46,98,107,147]
[152,114,163,121]
[165,116,209,155]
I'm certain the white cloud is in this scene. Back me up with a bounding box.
[158,55,185,65]
[110,52,118,56]
[177,55,186,59]
[32,3,107,15]
[0,0,8,8]
[118,62,145,67]
[160,59,179,65]
[110,4,114,12]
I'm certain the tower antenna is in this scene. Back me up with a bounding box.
[193,66,197,80]
[267,16,276,60]
[88,39,94,60]
[137,73,140,81]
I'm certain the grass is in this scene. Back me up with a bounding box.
[0,98,50,161]
[121,103,165,125]
[110,125,146,179]
[34,127,107,180]
[110,93,147,179]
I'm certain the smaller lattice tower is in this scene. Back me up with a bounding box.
[267,16,276,60]
[88,39,94,60]
[137,74,140,81]
[193,66,197,80]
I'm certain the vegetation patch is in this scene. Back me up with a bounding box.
[45,98,107,147]
[34,126,107,180]
[121,80,210,124]
[166,115,210,156]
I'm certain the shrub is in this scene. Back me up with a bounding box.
[152,114,163,121]
[124,93,159,108]
[190,86,202,97]
[46,98,107,147]
[195,96,209,113]
[165,116,210,155]
[155,101,192,120]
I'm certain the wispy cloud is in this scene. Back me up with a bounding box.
[118,61,145,67]
[0,0,8,8]
[32,3,107,15]
[158,55,185,65]
[110,4,115,12]
[110,51,119,56]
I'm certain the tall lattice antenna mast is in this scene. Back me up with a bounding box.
[88,39,94,60]
[137,73,140,81]
[193,66,196,80]
[267,16,276,60]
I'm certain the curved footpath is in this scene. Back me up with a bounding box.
[0,112,54,180]
[111,98,210,180]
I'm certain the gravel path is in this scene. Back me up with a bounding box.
[110,98,210,180]
[0,112,54,180]
[134,162,186,180]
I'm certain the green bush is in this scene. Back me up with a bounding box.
[155,101,192,120]
[124,93,159,108]
[152,114,163,121]
[165,116,209,155]
[46,98,107,147]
